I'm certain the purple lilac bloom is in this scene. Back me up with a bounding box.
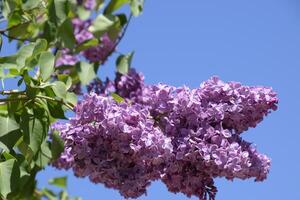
[53,73,278,200]
[115,68,144,100]
[136,77,277,199]
[87,78,115,95]
[72,18,93,44]
[53,94,173,198]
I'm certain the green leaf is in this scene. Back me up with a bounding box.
[49,176,67,189]
[76,62,96,85]
[22,0,40,10]
[42,188,57,200]
[54,0,69,24]
[51,131,64,160]
[2,152,16,161]
[58,18,76,49]
[0,115,19,137]
[32,39,48,57]
[51,81,67,98]
[0,159,20,198]
[111,93,125,103]
[17,141,34,163]
[39,51,55,81]
[0,55,18,71]
[60,190,69,200]
[75,38,99,53]
[116,52,134,74]
[77,6,91,20]
[89,15,115,38]
[66,92,77,106]
[8,22,31,39]
[0,130,22,151]
[104,0,129,14]
[47,101,67,119]
[130,0,144,16]
[16,43,36,69]
[35,141,52,168]
[21,114,47,155]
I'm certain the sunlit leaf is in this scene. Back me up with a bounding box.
[111,93,125,103]
[51,131,64,160]
[104,0,129,14]
[89,15,115,38]
[76,62,96,85]
[0,159,20,198]
[0,115,19,137]
[39,51,55,81]
[116,52,134,74]
[49,176,67,189]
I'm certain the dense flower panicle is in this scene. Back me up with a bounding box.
[199,77,278,133]
[54,94,173,198]
[134,78,276,199]
[54,73,278,200]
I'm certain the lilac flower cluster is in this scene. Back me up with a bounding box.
[55,18,116,67]
[87,78,115,95]
[87,68,144,99]
[53,70,278,200]
[137,78,277,198]
[53,94,173,198]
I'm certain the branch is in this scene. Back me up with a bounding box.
[0,21,33,42]
[0,94,74,110]
[112,13,133,54]
[0,90,26,95]
[36,95,74,110]
[0,97,30,102]
[102,13,134,63]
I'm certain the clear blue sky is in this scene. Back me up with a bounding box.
[2,0,300,199]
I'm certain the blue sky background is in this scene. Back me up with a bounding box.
[1,0,300,199]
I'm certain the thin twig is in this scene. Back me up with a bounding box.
[112,13,133,53]
[0,21,33,42]
[102,13,134,63]
[0,31,32,42]
[0,90,26,95]
[0,97,30,102]
[0,95,74,110]
[36,95,74,110]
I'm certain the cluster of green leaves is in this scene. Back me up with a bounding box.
[0,0,143,199]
